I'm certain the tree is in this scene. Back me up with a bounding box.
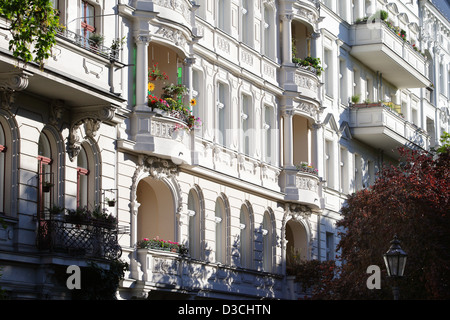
[0,0,60,68]
[317,145,449,299]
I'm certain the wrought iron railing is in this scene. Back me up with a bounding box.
[55,27,119,60]
[37,217,122,260]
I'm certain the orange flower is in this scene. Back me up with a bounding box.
[190,98,197,106]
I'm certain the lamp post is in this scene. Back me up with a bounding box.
[383,234,407,300]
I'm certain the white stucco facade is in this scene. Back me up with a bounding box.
[0,0,448,300]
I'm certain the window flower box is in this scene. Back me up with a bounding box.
[136,236,188,255]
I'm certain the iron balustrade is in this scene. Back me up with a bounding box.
[55,27,119,60]
[37,216,122,260]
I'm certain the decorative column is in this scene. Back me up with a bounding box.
[184,57,196,104]
[282,109,294,168]
[281,14,293,65]
[311,122,324,179]
[135,35,150,111]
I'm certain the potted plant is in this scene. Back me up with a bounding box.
[66,206,92,224]
[351,94,361,105]
[48,205,65,219]
[89,33,104,47]
[148,63,169,81]
[110,36,125,60]
[42,181,53,193]
[106,197,116,207]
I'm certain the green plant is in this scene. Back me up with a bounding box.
[375,10,388,21]
[137,236,188,254]
[0,0,61,68]
[48,205,65,216]
[70,259,129,300]
[293,56,324,76]
[148,63,169,80]
[351,94,360,104]
[110,36,125,51]
[89,33,104,46]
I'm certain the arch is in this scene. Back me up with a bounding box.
[263,0,276,59]
[38,126,65,212]
[214,193,230,264]
[75,139,101,209]
[282,204,313,270]
[136,177,177,244]
[239,200,254,269]
[0,112,19,216]
[188,185,205,260]
[285,219,309,264]
[129,156,182,250]
[262,207,276,273]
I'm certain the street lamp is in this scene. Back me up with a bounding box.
[383,234,407,300]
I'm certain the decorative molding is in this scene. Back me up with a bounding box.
[155,26,187,47]
[68,105,116,161]
[49,99,66,126]
[142,156,179,180]
[0,71,32,110]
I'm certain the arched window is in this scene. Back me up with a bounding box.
[0,123,6,213]
[215,196,228,263]
[77,145,89,208]
[239,204,253,269]
[263,4,275,59]
[262,211,274,272]
[38,132,53,216]
[188,188,201,259]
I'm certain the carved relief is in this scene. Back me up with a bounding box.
[155,26,187,47]
[68,105,116,161]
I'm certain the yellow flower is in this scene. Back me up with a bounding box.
[190,98,197,106]
[148,82,155,92]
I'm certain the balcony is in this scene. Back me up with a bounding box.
[134,248,283,299]
[349,21,429,88]
[350,103,430,153]
[279,167,321,209]
[125,110,194,165]
[282,64,321,103]
[37,214,122,261]
[0,21,124,108]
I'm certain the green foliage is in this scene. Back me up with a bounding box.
[71,259,129,300]
[0,0,60,68]
[436,131,450,154]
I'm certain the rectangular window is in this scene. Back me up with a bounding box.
[340,147,349,194]
[242,94,251,155]
[326,232,335,261]
[264,105,273,163]
[81,1,96,40]
[325,140,334,189]
[218,83,228,146]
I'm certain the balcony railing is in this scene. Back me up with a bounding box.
[350,102,430,152]
[349,21,429,88]
[135,248,283,299]
[37,216,122,260]
[56,27,119,60]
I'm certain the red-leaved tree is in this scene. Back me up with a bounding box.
[316,146,449,299]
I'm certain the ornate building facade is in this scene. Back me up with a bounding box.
[0,0,448,299]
